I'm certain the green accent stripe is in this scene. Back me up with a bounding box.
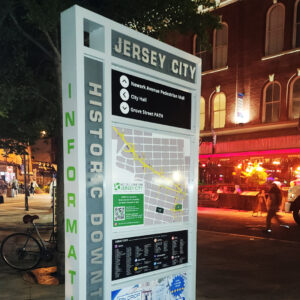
[68,83,71,99]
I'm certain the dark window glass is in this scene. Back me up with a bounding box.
[266,85,273,102]
[292,78,300,119]
[266,5,284,55]
[297,3,300,48]
[292,101,300,118]
[195,36,201,54]
[265,103,273,122]
[273,83,280,100]
[264,83,280,122]
[265,103,279,122]
[297,2,300,22]
[213,24,228,69]
[273,103,280,122]
[194,36,212,72]
[200,51,212,72]
[293,79,300,98]
[296,24,300,47]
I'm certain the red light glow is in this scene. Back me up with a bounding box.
[199,148,300,159]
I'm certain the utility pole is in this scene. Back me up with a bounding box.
[23,154,28,211]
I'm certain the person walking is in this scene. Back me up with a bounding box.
[29,182,35,196]
[253,189,267,217]
[29,180,39,196]
[264,183,284,233]
[49,177,57,208]
[11,177,18,196]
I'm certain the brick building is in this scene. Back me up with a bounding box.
[172,0,300,185]
[196,0,300,185]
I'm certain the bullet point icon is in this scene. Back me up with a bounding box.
[120,88,129,101]
[120,102,129,114]
[120,75,129,88]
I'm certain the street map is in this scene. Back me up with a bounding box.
[112,126,191,226]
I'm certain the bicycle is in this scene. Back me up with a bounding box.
[0,214,56,270]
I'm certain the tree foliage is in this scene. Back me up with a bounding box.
[0,0,68,152]
[90,0,219,42]
[0,0,219,155]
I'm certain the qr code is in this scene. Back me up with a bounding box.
[114,207,125,221]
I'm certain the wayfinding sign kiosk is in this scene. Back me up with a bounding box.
[61,5,201,300]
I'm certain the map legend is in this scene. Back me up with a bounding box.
[112,230,188,280]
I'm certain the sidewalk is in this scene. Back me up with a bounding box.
[0,193,64,300]
[0,193,53,235]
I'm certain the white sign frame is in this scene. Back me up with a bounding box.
[61,5,201,300]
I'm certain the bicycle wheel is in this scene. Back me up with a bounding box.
[1,233,42,270]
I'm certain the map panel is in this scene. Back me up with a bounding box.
[112,126,191,225]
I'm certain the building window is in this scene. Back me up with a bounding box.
[290,77,300,119]
[213,93,226,129]
[293,0,300,48]
[213,23,228,69]
[265,4,285,56]
[193,35,212,72]
[200,97,205,130]
[263,82,281,123]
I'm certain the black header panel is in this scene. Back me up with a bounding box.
[112,70,192,129]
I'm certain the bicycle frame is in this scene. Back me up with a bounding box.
[26,222,49,250]
[35,223,47,248]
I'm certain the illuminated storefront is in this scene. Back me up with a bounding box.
[199,133,300,188]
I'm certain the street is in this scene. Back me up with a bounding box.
[197,207,300,299]
[197,207,300,242]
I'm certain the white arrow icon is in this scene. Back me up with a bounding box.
[120,88,129,101]
[120,75,129,88]
[120,102,129,114]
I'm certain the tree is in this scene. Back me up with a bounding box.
[0,0,220,279]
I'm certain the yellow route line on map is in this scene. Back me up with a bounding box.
[113,127,186,196]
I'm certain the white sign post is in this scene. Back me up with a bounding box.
[61,5,201,300]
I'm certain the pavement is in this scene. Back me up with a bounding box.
[1,194,300,299]
[0,193,64,300]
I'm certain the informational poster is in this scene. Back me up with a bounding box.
[112,126,191,226]
[112,273,188,300]
[113,182,144,227]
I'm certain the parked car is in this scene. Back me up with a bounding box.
[285,180,300,225]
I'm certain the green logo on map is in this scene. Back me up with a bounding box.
[114,183,121,191]
[113,182,143,193]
